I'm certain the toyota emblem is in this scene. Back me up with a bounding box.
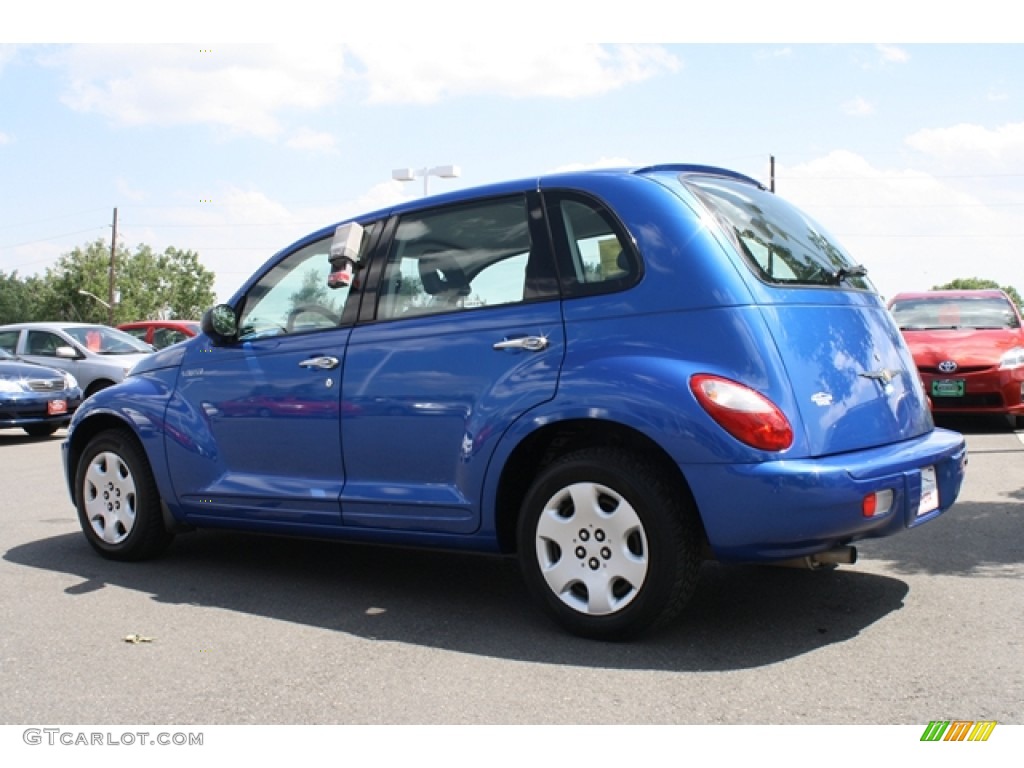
[937,360,958,373]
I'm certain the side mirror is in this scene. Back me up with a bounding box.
[55,345,81,360]
[201,304,239,344]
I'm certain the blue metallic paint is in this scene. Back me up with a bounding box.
[63,164,968,565]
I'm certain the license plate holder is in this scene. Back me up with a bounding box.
[918,465,939,516]
[931,379,964,397]
[47,399,67,416]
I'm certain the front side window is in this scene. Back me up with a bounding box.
[376,196,546,320]
[237,226,374,341]
[687,175,874,291]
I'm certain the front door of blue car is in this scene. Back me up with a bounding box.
[166,229,374,527]
[340,193,564,534]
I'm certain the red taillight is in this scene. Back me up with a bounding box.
[690,374,794,451]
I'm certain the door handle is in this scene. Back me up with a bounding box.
[493,336,549,352]
[299,355,340,370]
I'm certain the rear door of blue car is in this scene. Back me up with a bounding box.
[338,191,564,535]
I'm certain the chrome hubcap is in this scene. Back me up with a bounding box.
[534,482,648,615]
[82,451,137,545]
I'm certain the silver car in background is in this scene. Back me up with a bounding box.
[0,322,153,398]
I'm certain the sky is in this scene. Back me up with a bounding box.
[2,3,1023,308]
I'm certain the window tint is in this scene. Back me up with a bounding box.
[890,296,1021,330]
[686,175,873,290]
[238,230,366,341]
[0,330,18,353]
[377,196,543,320]
[26,331,64,356]
[545,192,638,297]
[153,328,190,347]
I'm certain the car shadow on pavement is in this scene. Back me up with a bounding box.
[7,526,912,672]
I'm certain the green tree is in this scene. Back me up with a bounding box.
[932,278,1023,312]
[37,239,217,324]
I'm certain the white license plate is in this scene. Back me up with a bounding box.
[917,466,939,516]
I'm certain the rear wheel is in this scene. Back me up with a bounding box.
[75,430,173,561]
[517,447,702,640]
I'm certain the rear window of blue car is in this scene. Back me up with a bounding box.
[683,175,874,291]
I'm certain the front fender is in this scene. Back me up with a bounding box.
[63,369,179,515]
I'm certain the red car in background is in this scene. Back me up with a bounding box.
[118,320,199,349]
[888,289,1024,428]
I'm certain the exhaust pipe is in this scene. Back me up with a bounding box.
[771,545,857,571]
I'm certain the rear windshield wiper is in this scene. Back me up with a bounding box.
[825,263,868,285]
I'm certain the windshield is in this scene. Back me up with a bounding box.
[890,296,1021,330]
[686,175,873,290]
[63,325,154,354]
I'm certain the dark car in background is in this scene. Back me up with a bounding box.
[889,289,1024,428]
[118,320,200,349]
[0,348,83,437]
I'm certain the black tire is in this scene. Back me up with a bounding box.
[23,423,60,437]
[517,447,702,640]
[75,430,174,561]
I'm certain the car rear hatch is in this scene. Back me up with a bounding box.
[651,168,935,457]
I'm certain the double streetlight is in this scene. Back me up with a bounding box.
[392,165,461,196]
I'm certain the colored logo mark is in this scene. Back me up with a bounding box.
[921,720,997,742]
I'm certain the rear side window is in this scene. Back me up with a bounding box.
[543,191,639,297]
[376,195,557,320]
[0,330,18,353]
[686,175,873,291]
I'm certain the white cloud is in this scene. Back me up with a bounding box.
[842,96,875,116]
[49,45,347,138]
[42,43,680,141]
[905,121,1024,163]
[0,45,18,75]
[779,150,1021,299]
[755,47,793,60]
[350,43,681,103]
[0,132,11,145]
[285,128,339,154]
[549,157,638,173]
[875,44,910,64]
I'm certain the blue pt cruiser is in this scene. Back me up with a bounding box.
[63,164,967,639]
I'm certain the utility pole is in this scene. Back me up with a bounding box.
[108,207,117,325]
[770,155,775,193]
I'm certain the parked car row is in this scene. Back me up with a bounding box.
[60,163,968,639]
[0,320,198,440]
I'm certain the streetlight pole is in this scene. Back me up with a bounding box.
[392,165,461,196]
[78,289,111,312]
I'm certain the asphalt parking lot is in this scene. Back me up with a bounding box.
[0,416,1021,727]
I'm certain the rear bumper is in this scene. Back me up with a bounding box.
[684,427,967,562]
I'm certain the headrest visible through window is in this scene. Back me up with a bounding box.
[418,252,468,296]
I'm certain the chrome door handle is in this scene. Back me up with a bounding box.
[299,355,340,370]
[493,336,549,352]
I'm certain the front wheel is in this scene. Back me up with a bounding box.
[517,447,702,640]
[75,430,174,561]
